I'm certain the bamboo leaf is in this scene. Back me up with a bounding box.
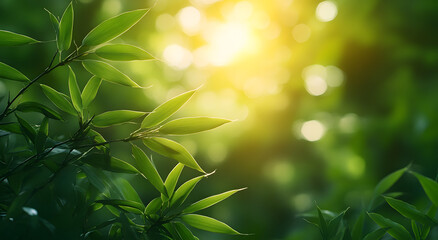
[368,212,412,240]
[143,137,204,173]
[0,30,39,46]
[40,84,77,116]
[16,102,62,120]
[165,222,198,240]
[384,196,437,226]
[0,62,29,82]
[67,66,82,113]
[145,197,162,215]
[363,228,389,240]
[15,114,36,143]
[45,9,59,34]
[84,153,138,174]
[95,44,154,61]
[352,211,365,240]
[369,166,408,210]
[162,163,184,201]
[58,2,74,51]
[92,110,146,127]
[317,206,328,238]
[327,208,349,238]
[96,199,144,213]
[116,178,144,208]
[35,117,49,153]
[82,9,149,47]
[183,188,246,214]
[132,145,166,195]
[81,76,102,108]
[141,89,197,129]
[159,117,232,135]
[411,172,438,206]
[170,175,204,207]
[181,214,242,235]
[82,60,140,87]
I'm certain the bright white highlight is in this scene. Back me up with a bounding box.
[305,76,327,96]
[301,120,325,141]
[316,1,338,22]
[163,44,193,70]
[178,7,202,35]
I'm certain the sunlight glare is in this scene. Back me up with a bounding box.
[292,24,311,43]
[163,44,193,70]
[316,1,338,22]
[305,75,327,96]
[301,120,325,141]
[177,6,202,35]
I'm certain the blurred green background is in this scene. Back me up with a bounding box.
[1,0,438,239]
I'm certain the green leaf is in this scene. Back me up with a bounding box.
[411,172,438,206]
[15,114,36,143]
[82,60,140,87]
[45,9,59,34]
[159,117,232,135]
[81,76,102,108]
[0,30,39,46]
[363,228,389,240]
[96,199,144,214]
[92,110,146,127]
[117,178,144,207]
[67,66,82,113]
[141,89,197,129]
[88,129,108,151]
[143,137,204,173]
[368,212,412,240]
[131,145,166,195]
[95,44,154,61]
[6,191,32,218]
[162,163,184,201]
[0,62,29,82]
[384,196,437,226]
[0,122,22,134]
[84,153,138,174]
[40,84,77,116]
[412,220,420,240]
[16,102,62,120]
[183,188,246,214]
[351,211,365,240]
[145,197,162,215]
[181,214,242,235]
[35,117,49,153]
[317,206,329,238]
[82,9,149,47]
[327,208,349,238]
[58,2,74,51]
[170,175,204,207]
[165,222,198,240]
[369,166,408,210]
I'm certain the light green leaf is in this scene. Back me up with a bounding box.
[181,214,242,235]
[45,9,59,33]
[368,212,412,240]
[363,228,389,240]
[67,66,82,112]
[0,30,39,46]
[88,129,108,151]
[132,145,166,195]
[35,117,49,153]
[143,137,204,173]
[95,44,154,61]
[40,84,77,116]
[369,166,408,210]
[117,178,144,207]
[58,2,74,51]
[96,199,144,214]
[82,9,149,47]
[384,196,437,226]
[159,117,232,135]
[162,163,184,201]
[92,110,146,127]
[183,188,246,214]
[81,76,102,108]
[141,89,197,129]
[145,197,162,215]
[82,60,140,87]
[0,62,29,82]
[411,172,438,206]
[84,153,138,174]
[170,175,204,207]
[16,102,62,120]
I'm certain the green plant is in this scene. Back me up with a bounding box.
[303,166,438,240]
[0,3,245,239]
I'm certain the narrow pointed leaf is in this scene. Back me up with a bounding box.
[96,199,144,213]
[145,197,162,215]
[82,60,140,87]
[317,206,328,238]
[40,84,77,115]
[411,172,438,206]
[45,9,59,33]
[363,228,389,240]
[116,178,144,208]
[35,118,49,153]
[81,76,102,108]
[0,30,39,46]
[328,208,349,238]
[352,211,365,240]
[369,166,408,210]
[166,222,198,240]
[84,153,138,174]
[141,89,197,129]
[58,2,73,51]
[162,163,184,201]
[0,122,21,134]
[92,110,146,127]
[95,44,154,61]
[143,137,204,173]
[0,62,29,82]
[15,114,36,142]
[82,9,149,47]
[368,212,412,240]
[159,117,232,135]
[67,66,82,112]
[384,196,437,226]
[181,214,242,235]
[412,220,420,240]
[183,188,246,214]
[170,175,204,207]
[16,102,62,120]
[132,145,166,194]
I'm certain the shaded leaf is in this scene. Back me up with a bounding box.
[84,153,138,174]
[16,101,62,120]
[81,76,102,108]
[411,172,438,206]
[162,163,184,201]
[159,117,232,135]
[183,188,246,214]
[0,122,21,134]
[369,166,408,210]
[67,66,82,112]
[0,30,39,46]
[15,114,36,143]
[0,62,29,82]
[165,222,198,240]
[117,178,144,207]
[132,145,166,195]
[58,2,73,51]
[40,84,77,115]
[92,110,146,127]
[181,214,242,235]
[45,9,59,33]
[96,199,144,214]
[35,117,49,153]
[384,196,436,226]
[368,212,412,240]
[6,191,32,218]
[82,60,140,87]
[317,206,328,238]
[363,228,389,240]
[327,208,349,238]
[170,175,204,207]
[352,211,365,240]
[95,44,154,61]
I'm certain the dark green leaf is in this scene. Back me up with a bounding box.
[384,196,436,226]
[363,228,389,240]
[317,206,328,238]
[84,153,138,174]
[58,2,73,51]
[143,137,204,173]
[132,145,166,195]
[95,44,154,61]
[162,163,184,202]
[81,76,102,108]
[35,117,49,153]
[411,172,438,206]
[411,220,420,240]
[82,60,140,87]
[96,199,144,214]
[15,114,36,142]
[0,62,29,82]
[368,212,412,240]
[351,211,365,240]
[165,222,198,240]
[16,101,62,120]
[369,166,408,210]
[170,175,204,207]
[0,122,21,134]
[116,178,144,207]
[181,214,242,235]
[67,66,82,112]
[183,188,246,214]
[6,191,32,218]
[141,89,197,129]
[40,84,77,115]
[82,9,149,47]
[45,9,59,34]
[327,208,349,238]
[159,117,232,135]
[92,110,146,127]
[0,30,39,46]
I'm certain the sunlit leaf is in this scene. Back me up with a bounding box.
[181,214,242,235]
[183,188,246,214]
[40,84,77,116]
[82,60,140,87]
[92,110,146,127]
[82,9,149,47]
[411,172,438,206]
[84,153,138,174]
[384,196,436,226]
[363,228,389,240]
[143,137,204,173]
[0,62,29,82]
[88,129,108,152]
[162,163,184,201]
[0,30,39,46]
[96,199,144,214]
[58,2,73,51]
[132,145,166,195]
[170,175,204,207]
[16,102,62,120]
[95,44,154,61]
[368,212,412,240]
[141,89,197,129]
[81,76,101,108]
[159,117,232,135]
[145,197,162,215]
[35,117,49,153]
[67,66,82,112]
